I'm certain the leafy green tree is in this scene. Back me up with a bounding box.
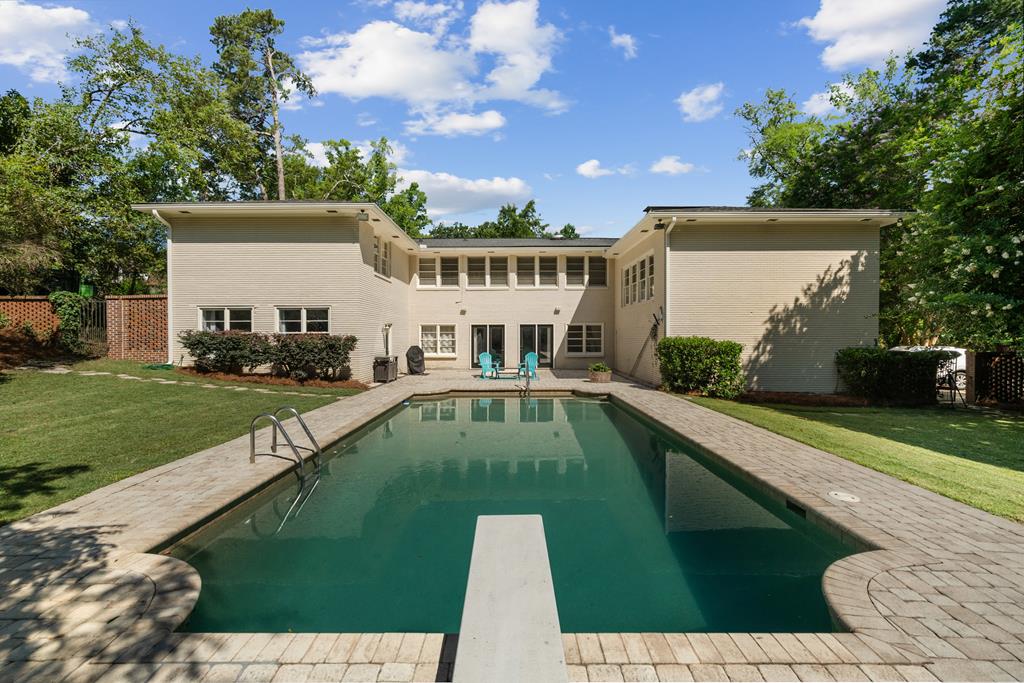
[554,223,580,239]
[210,9,315,200]
[428,222,476,238]
[0,90,30,154]
[476,201,549,238]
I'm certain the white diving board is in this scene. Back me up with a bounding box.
[452,515,568,683]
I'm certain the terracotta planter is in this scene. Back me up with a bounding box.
[588,370,612,383]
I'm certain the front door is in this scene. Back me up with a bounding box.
[471,325,505,367]
[520,324,554,367]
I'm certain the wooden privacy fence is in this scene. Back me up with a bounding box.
[968,351,1024,406]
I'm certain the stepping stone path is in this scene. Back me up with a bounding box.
[10,364,331,398]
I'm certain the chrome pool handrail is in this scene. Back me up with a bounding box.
[250,413,308,481]
[273,406,323,476]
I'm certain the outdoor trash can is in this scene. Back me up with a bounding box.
[374,356,398,382]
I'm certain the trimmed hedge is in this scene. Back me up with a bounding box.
[835,347,957,405]
[656,336,745,398]
[178,330,357,381]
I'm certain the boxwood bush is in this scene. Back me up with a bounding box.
[656,336,745,398]
[178,330,357,380]
[835,347,957,405]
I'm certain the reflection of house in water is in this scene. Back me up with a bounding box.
[664,451,787,533]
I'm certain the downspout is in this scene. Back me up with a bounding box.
[662,216,677,339]
[151,209,174,364]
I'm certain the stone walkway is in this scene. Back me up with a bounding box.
[1,371,1022,681]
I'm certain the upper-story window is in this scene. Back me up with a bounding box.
[466,256,509,288]
[515,256,557,287]
[373,237,391,277]
[566,256,607,288]
[418,256,459,287]
[621,253,655,305]
[516,256,536,287]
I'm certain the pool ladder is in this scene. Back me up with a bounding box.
[250,407,323,484]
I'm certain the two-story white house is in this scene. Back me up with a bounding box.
[136,201,901,392]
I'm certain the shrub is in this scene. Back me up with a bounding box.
[588,362,611,372]
[270,333,357,381]
[48,291,84,352]
[0,311,9,328]
[178,330,357,381]
[178,330,270,373]
[656,336,745,398]
[835,347,957,405]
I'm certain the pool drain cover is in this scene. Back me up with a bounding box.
[828,490,860,503]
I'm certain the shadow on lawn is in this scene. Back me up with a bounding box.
[772,405,1024,472]
[0,462,91,519]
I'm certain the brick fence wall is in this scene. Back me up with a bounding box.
[0,296,60,338]
[106,295,167,362]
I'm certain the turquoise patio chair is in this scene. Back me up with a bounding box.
[518,352,539,380]
[478,352,496,379]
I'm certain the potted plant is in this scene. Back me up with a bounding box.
[588,362,612,383]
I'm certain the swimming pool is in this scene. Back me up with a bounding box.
[171,396,852,633]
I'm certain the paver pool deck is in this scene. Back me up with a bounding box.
[1,370,1022,682]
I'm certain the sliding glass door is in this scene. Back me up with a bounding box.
[519,324,554,367]
[471,325,505,367]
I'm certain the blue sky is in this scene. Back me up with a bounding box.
[0,0,947,236]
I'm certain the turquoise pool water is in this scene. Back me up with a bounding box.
[173,396,852,633]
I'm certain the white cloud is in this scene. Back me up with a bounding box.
[575,159,633,179]
[298,0,566,137]
[801,82,855,115]
[649,155,695,175]
[405,109,506,136]
[394,0,463,35]
[676,82,725,123]
[608,26,637,59]
[306,139,411,168]
[575,225,596,235]
[110,19,129,31]
[0,1,95,83]
[797,0,945,70]
[306,142,330,168]
[397,169,531,216]
[356,112,378,127]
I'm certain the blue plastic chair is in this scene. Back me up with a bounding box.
[478,352,496,379]
[518,351,539,380]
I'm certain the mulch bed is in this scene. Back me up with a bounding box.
[0,330,73,370]
[175,367,369,391]
[739,391,870,407]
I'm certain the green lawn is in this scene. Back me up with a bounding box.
[689,398,1024,522]
[0,360,361,524]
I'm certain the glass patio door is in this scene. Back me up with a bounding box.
[519,324,554,367]
[471,325,505,367]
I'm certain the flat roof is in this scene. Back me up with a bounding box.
[417,238,617,248]
[644,205,911,213]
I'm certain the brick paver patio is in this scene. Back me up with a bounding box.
[1,370,1022,681]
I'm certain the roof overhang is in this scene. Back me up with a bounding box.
[607,208,907,257]
[131,202,421,251]
[414,245,611,256]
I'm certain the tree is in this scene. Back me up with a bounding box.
[0,90,30,154]
[554,223,580,239]
[476,201,549,238]
[428,222,475,239]
[210,9,315,200]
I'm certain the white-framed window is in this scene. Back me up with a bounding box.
[621,266,630,306]
[276,307,329,333]
[566,256,585,286]
[630,263,638,303]
[566,323,604,356]
[373,237,391,277]
[418,257,437,286]
[420,323,456,356]
[418,256,459,287]
[516,256,536,287]
[538,256,557,286]
[646,254,655,300]
[638,257,647,302]
[588,256,607,286]
[465,256,508,288]
[200,307,252,332]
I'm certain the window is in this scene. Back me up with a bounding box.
[467,257,486,286]
[201,307,252,332]
[621,267,630,306]
[638,257,647,302]
[421,324,456,356]
[567,323,603,356]
[538,257,557,286]
[516,256,536,287]
[418,257,437,286]
[647,255,655,300]
[277,307,329,333]
[440,257,459,286]
[490,257,508,287]
[589,257,607,286]
[373,237,391,277]
[630,263,638,303]
[566,257,585,286]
